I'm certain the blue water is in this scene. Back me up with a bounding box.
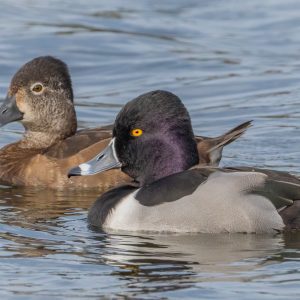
[0,0,300,298]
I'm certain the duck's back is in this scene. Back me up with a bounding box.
[45,126,112,159]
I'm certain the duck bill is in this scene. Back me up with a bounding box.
[68,138,122,177]
[0,94,23,127]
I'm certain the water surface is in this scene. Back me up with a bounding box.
[0,0,300,298]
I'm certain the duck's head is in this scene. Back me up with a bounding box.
[0,56,76,144]
[69,90,199,185]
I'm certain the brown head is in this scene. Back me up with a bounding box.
[0,56,77,148]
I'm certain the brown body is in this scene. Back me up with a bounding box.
[0,128,129,189]
[0,56,251,189]
[0,121,251,189]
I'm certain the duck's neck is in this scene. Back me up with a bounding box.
[18,132,61,149]
[129,133,199,186]
[19,109,77,149]
[19,126,76,150]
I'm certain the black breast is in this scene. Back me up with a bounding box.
[88,185,138,227]
[135,168,208,206]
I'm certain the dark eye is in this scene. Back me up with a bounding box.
[31,83,44,94]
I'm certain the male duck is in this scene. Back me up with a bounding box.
[0,57,250,188]
[69,90,300,233]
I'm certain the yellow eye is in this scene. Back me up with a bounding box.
[31,83,44,93]
[130,128,143,137]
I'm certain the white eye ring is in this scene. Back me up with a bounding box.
[30,82,44,94]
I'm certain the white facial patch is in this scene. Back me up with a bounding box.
[108,138,119,161]
[78,163,91,175]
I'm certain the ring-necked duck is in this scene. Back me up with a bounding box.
[0,56,129,188]
[69,90,300,233]
[0,57,250,188]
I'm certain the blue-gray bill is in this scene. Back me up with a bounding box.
[68,138,122,177]
[0,95,23,127]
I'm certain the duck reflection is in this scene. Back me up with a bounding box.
[93,230,300,292]
[0,185,100,257]
[0,185,100,223]
[1,184,300,296]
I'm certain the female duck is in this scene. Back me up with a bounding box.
[0,57,250,188]
[0,56,129,188]
[69,90,300,233]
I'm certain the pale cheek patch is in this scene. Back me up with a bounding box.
[15,89,27,113]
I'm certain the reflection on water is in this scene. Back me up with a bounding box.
[1,198,300,299]
[103,233,282,276]
[1,0,300,298]
[0,185,300,298]
[101,233,300,299]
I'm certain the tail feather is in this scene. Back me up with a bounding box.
[196,120,252,166]
[208,120,253,153]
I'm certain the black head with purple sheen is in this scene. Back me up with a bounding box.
[113,90,199,185]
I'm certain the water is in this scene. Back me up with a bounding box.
[0,0,300,298]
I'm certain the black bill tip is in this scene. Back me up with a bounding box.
[67,166,83,178]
